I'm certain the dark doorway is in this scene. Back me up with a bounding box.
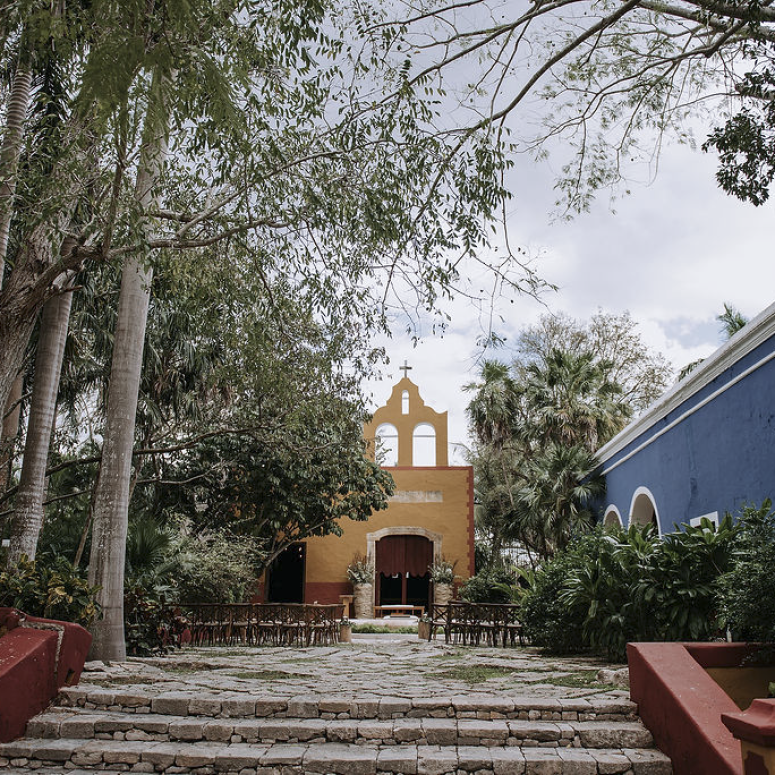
[267,543,306,603]
[375,535,432,611]
[379,573,403,606]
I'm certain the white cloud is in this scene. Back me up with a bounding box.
[365,135,775,466]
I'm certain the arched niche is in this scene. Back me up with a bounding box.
[412,422,436,466]
[603,506,623,530]
[375,423,399,466]
[629,486,661,535]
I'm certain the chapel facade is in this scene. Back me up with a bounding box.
[256,372,475,615]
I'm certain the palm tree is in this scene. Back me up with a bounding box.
[465,360,525,567]
[510,442,605,559]
[521,349,630,453]
[464,360,521,449]
[7,270,75,564]
[679,302,750,379]
[718,303,748,339]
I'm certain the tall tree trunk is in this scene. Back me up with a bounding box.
[7,261,76,565]
[0,375,22,492]
[0,62,34,496]
[0,223,76,419]
[88,72,171,661]
[0,63,33,282]
[0,114,91,420]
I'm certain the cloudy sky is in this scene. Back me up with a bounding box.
[364,136,775,464]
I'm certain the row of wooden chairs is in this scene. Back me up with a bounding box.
[427,602,524,647]
[181,603,345,647]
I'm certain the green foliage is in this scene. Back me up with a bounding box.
[719,500,775,642]
[521,517,739,661]
[0,556,100,627]
[460,566,520,604]
[173,530,262,604]
[123,582,185,656]
[347,554,374,586]
[467,317,656,565]
[704,58,775,206]
[519,543,589,655]
[350,623,417,634]
[428,559,456,584]
[634,516,738,643]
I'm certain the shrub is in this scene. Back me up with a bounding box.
[718,500,775,642]
[0,556,101,628]
[124,582,187,656]
[173,530,262,604]
[522,516,738,662]
[560,525,659,661]
[461,566,520,603]
[519,543,589,654]
[636,515,737,642]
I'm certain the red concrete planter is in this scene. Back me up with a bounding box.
[628,642,775,775]
[0,607,92,742]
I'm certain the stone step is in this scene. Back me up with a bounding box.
[58,686,640,722]
[24,709,654,749]
[0,739,673,774]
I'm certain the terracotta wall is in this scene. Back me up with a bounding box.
[0,608,92,742]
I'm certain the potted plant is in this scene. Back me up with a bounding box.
[429,559,457,608]
[339,617,352,643]
[347,554,374,619]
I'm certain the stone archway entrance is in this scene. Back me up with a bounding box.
[366,527,443,612]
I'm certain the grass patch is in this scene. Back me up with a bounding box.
[430,664,517,683]
[351,624,417,634]
[538,670,618,691]
[150,664,206,676]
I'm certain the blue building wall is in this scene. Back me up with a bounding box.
[596,302,775,534]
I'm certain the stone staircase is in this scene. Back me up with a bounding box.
[0,684,672,774]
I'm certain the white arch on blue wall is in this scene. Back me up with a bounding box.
[629,486,662,535]
[603,505,623,529]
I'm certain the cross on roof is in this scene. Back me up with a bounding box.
[399,360,412,379]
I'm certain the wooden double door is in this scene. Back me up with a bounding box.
[375,535,432,609]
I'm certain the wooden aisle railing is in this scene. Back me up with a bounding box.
[179,603,345,647]
[427,602,524,647]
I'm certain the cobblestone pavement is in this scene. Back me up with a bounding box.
[0,634,672,774]
[84,633,630,702]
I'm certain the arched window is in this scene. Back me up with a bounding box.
[604,507,622,530]
[412,423,436,466]
[375,423,399,466]
[629,487,661,534]
[401,390,409,415]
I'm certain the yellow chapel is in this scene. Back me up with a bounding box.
[257,371,474,616]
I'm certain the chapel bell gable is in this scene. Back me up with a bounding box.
[365,373,449,467]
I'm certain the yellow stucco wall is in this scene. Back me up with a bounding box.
[304,465,474,590]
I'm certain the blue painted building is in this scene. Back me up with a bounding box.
[595,301,775,534]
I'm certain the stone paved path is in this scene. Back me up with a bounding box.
[0,634,672,774]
